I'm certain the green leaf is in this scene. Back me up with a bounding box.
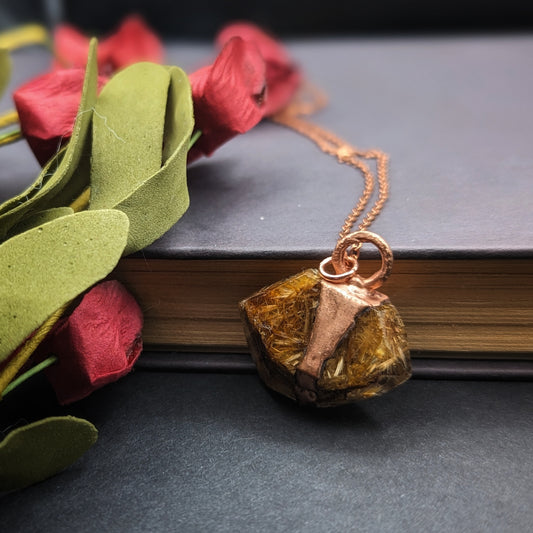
[90,64,193,255]
[6,206,73,238]
[90,62,170,208]
[0,416,98,491]
[0,39,98,239]
[0,48,10,99]
[0,209,129,362]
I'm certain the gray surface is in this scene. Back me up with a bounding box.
[2,37,533,259]
[1,370,532,532]
[0,46,46,203]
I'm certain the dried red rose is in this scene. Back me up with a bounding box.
[188,36,266,161]
[216,22,301,116]
[54,15,164,75]
[38,280,143,405]
[13,69,107,166]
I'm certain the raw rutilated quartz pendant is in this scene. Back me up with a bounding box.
[240,231,411,407]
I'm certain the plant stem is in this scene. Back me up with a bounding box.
[2,356,58,397]
[0,109,19,129]
[0,129,22,146]
[189,130,202,149]
[0,24,50,51]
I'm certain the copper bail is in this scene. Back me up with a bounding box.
[295,231,394,405]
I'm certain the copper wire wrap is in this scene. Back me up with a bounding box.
[271,83,390,247]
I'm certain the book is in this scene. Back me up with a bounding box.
[114,36,533,358]
[3,37,533,359]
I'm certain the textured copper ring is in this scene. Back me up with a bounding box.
[331,230,393,289]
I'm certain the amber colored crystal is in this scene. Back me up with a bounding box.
[240,269,411,406]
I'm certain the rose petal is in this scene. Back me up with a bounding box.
[216,22,301,116]
[13,69,107,166]
[188,37,266,161]
[53,15,163,75]
[53,25,91,70]
[39,280,143,405]
[217,22,292,66]
[99,15,164,75]
[259,60,301,117]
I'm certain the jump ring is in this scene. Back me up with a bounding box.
[319,256,358,283]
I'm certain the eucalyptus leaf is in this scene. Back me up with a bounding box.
[0,48,10,99]
[90,64,193,255]
[0,39,98,240]
[0,209,129,362]
[90,62,170,208]
[6,206,73,238]
[0,416,98,492]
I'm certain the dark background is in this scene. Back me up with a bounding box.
[1,0,533,37]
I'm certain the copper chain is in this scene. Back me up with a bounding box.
[271,84,390,246]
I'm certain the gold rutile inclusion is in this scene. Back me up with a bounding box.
[240,269,411,406]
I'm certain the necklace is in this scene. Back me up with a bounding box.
[240,85,411,407]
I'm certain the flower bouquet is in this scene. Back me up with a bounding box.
[0,17,300,491]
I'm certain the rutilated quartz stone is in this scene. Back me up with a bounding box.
[240,269,411,407]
